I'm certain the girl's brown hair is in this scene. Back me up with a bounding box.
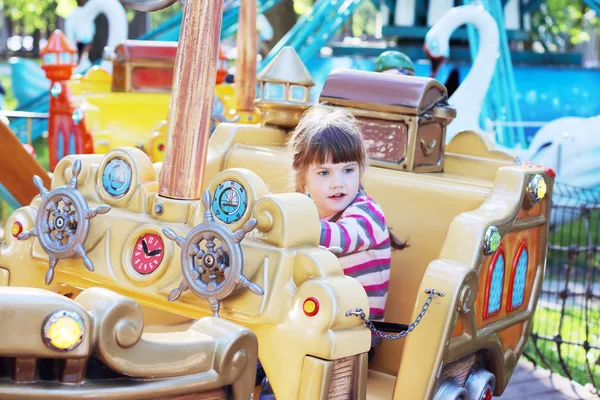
[288,103,408,250]
[289,103,367,192]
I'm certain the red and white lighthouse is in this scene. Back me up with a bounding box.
[41,30,93,171]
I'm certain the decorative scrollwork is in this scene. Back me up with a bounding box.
[163,190,263,316]
[17,160,111,285]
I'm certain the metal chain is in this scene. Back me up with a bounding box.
[345,288,444,341]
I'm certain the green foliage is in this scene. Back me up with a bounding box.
[150,1,182,28]
[293,0,313,16]
[526,306,600,387]
[0,72,17,111]
[533,0,600,47]
[547,210,600,272]
[2,0,77,34]
[32,135,49,171]
[352,1,376,37]
[291,0,376,38]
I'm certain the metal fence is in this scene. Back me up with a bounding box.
[0,111,49,232]
[525,182,600,396]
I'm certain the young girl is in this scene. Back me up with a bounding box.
[289,103,407,324]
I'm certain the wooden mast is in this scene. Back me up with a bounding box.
[233,0,257,112]
[158,0,224,199]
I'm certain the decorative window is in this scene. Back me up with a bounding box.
[56,128,65,160]
[508,241,528,311]
[44,53,58,65]
[60,52,72,64]
[262,82,285,101]
[484,246,505,319]
[68,131,76,155]
[288,85,307,103]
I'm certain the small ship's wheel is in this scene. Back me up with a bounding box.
[163,190,263,316]
[18,160,111,285]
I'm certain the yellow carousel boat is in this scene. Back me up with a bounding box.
[0,0,554,398]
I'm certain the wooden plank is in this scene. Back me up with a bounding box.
[0,121,51,205]
[329,356,358,399]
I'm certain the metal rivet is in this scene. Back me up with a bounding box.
[51,82,62,98]
[72,108,84,124]
[528,174,546,203]
[483,226,501,255]
[154,203,164,215]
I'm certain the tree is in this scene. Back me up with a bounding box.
[532,0,600,50]
[2,0,77,51]
[264,0,297,51]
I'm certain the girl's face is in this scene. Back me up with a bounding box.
[304,161,360,219]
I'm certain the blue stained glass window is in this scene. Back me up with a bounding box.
[289,85,307,103]
[44,53,57,65]
[488,253,505,316]
[60,52,72,64]
[511,248,528,309]
[57,129,65,160]
[263,83,285,101]
[68,131,76,155]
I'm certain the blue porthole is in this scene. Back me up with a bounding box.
[102,158,133,197]
[487,253,505,317]
[510,246,528,310]
[212,180,248,224]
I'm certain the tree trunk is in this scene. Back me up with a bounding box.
[129,11,150,39]
[90,13,109,63]
[263,0,297,52]
[32,28,41,55]
[0,9,8,54]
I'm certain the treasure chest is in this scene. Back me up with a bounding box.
[319,69,456,173]
[111,40,178,93]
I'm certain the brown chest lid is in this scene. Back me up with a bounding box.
[319,69,448,116]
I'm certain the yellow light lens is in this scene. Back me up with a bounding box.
[11,222,22,237]
[304,300,316,314]
[47,316,82,350]
[303,298,319,316]
[537,178,547,200]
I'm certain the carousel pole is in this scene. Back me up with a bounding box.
[233,0,257,112]
[158,0,224,199]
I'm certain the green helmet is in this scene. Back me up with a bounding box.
[374,51,415,75]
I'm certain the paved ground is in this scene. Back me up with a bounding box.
[498,360,598,399]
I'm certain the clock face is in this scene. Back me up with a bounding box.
[102,158,132,197]
[212,180,247,224]
[132,233,165,275]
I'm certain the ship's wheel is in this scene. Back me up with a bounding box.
[18,160,111,284]
[163,190,263,316]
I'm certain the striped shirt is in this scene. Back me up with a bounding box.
[319,190,391,321]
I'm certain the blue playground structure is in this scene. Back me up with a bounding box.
[7,58,49,144]
[259,0,364,69]
[139,0,283,41]
[463,0,526,149]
